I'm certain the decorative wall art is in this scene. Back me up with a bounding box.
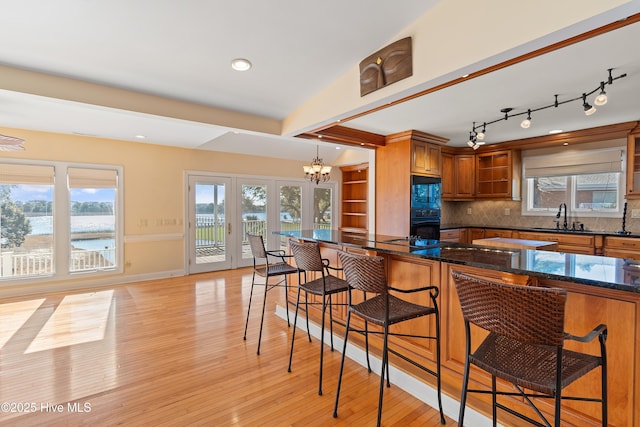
[359,37,412,96]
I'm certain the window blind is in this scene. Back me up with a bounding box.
[0,163,54,185]
[523,148,624,178]
[67,167,117,188]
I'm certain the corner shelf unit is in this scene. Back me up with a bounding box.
[340,163,368,233]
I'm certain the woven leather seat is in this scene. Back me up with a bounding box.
[451,271,608,427]
[287,239,350,396]
[243,233,297,355]
[333,251,445,427]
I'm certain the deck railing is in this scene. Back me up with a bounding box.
[2,219,331,276]
[1,248,115,277]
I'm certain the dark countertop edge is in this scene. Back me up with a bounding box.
[440,224,639,238]
[277,230,640,294]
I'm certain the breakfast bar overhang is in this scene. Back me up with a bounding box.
[277,229,640,426]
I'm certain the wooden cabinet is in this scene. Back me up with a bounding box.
[484,228,512,238]
[468,228,485,242]
[441,152,455,197]
[517,231,596,254]
[468,228,511,241]
[604,236,640,260]
[625,131,640,198]
[340,163,368,233]
[475,149,521,200]
[376,130,447,236]
[442,152,475,200]
[411,140,441,177]
[440,228,467,243]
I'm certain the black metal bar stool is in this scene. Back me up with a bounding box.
[243,233,297,355]
[333,250,445,427]
[287,239,350,396]
[451,271,607,427]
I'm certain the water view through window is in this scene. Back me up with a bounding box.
[0,163,119,279]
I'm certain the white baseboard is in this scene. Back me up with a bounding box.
[275,305,498,427]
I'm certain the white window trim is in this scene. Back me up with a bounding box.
[0,159,123,285]
[521,172,625,218]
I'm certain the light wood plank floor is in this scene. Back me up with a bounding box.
[0,268,455,426]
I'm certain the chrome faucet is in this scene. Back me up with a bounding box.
[556,203,568,230]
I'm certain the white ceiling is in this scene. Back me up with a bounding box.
[0,1,638,160]
[0,0,436,162]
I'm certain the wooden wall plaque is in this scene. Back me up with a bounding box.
[359,37,412,97]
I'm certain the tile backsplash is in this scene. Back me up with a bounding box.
[442,199,640,234]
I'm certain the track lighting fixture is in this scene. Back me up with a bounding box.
[582,93,596,116]
[466,68,625,146]
[466,131,480,150]
[520,110,532,129]
[594,81,608,106]
[476,123,486,140]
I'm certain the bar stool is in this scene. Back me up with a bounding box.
[243,233,297,355]
[287,239,350,396]
[334,250,445,427]
[451,271,608,427]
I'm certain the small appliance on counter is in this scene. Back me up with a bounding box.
[410,175,441,239]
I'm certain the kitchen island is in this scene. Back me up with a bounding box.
[278,229,640,426]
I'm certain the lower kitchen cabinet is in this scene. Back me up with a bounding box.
[604,236,640,260]
[517,231,597,255]
[440,228,466,243]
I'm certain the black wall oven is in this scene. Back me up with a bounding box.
[410,175,441,239]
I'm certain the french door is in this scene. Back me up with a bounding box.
[187,173,335,273]
[187,175,233,272]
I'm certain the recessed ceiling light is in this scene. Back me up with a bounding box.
[335,147,341,150]
[135,135,146,139]
[549,129,563,134]
[462,74,469,78]
[231,58,252,71]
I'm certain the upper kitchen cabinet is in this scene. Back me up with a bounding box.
[626,129,640,198]
[411,139,442,176]
[384,130,447,178]
[475,149,521,200]
[442,151,475,200]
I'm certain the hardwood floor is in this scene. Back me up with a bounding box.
[0,268,455,426]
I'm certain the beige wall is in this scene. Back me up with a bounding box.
[0,126,316,296]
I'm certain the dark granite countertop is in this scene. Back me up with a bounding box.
[276,229,640,294]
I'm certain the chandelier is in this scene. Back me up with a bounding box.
[303,145,332,184]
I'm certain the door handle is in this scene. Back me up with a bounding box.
[227,223,231,234]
